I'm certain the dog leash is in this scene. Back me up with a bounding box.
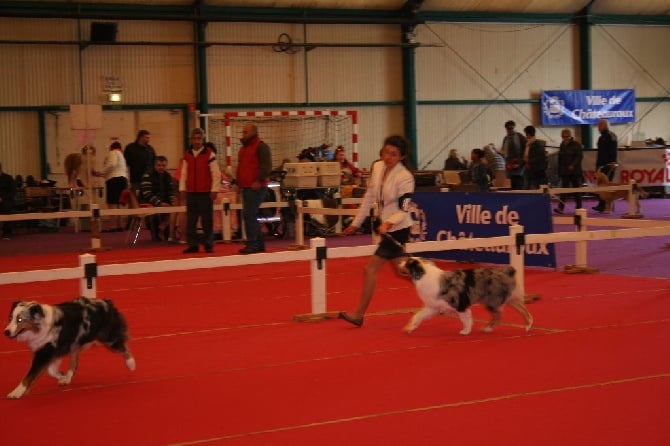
[371,209,408,256]
[375,228,409,257]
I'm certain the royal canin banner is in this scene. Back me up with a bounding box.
[582,147,670,187]
[541,89,635,126]
[407,192,556,268]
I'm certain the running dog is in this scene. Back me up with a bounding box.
[594,171,646,214]
[4,297,136,399]
[401,257,533,335]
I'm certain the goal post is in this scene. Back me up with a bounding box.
[200,110,358,174]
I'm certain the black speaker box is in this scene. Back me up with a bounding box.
[90,22,117,42]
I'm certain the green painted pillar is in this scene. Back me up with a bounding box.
[577,5,593,148]
[402,24,419,170]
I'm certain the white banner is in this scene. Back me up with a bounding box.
[582,148,670,187]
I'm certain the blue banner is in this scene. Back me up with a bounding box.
[541,89,635,126]
[408,192,556,267]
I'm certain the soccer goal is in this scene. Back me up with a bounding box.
[200,110,358,174]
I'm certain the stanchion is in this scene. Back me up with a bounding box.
[289,199,308,250]
[622,180,644,219]
[85,204,110,252]
[563,208,599,274]
[221,198,232,243]
[334,192,342,234]
[79,253,98,299]
[293,237,340,322]
[510,224,541,303]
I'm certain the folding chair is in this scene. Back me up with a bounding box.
[119,189,153,245]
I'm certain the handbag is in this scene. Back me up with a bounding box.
[505,157,522,171]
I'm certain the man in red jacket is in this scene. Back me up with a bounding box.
[236,123,272,254]
[179,128,221,254]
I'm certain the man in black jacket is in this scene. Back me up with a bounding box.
[140,156,176,241]
[593,119,618,213]
[125,129,156,193]
[501,120,527,190]
[554,129,584,214]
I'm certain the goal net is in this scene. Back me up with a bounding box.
[201,110,358,174]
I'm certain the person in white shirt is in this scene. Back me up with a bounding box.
[98,141,128,232]
[339,135,415,327]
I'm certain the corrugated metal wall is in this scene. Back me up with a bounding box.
[0,16,668,175]
[206,23,403,106]
[591,25,670,145]
[0,113,41,179]
[414,22,576,167]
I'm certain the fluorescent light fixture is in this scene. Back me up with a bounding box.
[108,93,122,102]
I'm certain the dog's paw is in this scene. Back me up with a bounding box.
[58,372,73,386]
[483,326,494,333]
[126,357,136,371]
[458,328,471,335]
[7,384,27,399]
[403,324,415,334]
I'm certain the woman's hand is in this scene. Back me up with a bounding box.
[378,221,393,234]
[343,225,358,236]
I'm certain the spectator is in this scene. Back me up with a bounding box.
[179,128,220,253]
[98,141,128,232]
[334,146,361,185]
[467,148,489,192]
[338,135,415,327]
[501,120,527,190]
[593,119,618,213]
[523,125,548,190]
[482,144,506,175]
[443,149,468,170]
[140,155,176,242]
[0,162,17,239]
[236,123,272,255]
[124,130,156,193]
[554,129,584,214]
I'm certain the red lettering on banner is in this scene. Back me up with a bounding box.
[620,169,664,184]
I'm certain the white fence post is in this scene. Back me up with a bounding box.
[89,204,102,251]
[294,200,306,248]
[575,208,588,267]
[334,192,342,234]
[623,180,643,219]
[310,237,327,314]
[509,224,525,297]
[222,197,231,242]
[79,253,97,299]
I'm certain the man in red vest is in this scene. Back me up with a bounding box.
[179,128,221,254]
[236,123,272,254]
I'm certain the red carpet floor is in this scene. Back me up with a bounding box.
[1,250,669,445]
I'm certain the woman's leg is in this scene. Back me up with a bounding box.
[350,255,387,319]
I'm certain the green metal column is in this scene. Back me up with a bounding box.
[38,110,48,178]
[196,20,209,118]
[401,24,419,170]
[577,3,593,148]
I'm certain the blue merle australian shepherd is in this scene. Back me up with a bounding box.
[401,257,533,335]
[4,297,135,399]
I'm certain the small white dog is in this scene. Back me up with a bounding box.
[402,257,533,335]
